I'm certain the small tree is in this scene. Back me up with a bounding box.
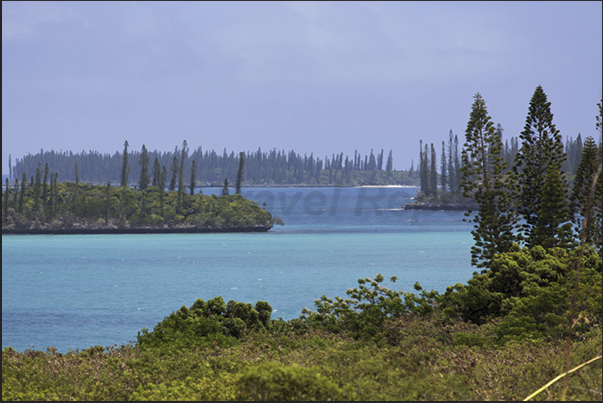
[236,152,245,194]
[138,144,150,190]
[222,178,230,196]
[152,158,161,188]
[189,159,197,196]
[169,155,179,191]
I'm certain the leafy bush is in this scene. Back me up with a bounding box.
[301,274,438,339]
[137,297,273,352]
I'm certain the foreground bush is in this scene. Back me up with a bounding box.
[136,296,273,352]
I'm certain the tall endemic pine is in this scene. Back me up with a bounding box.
[514,86,566,247]
[236,152,245,194]
[533,161,574,250]
[460,93,518,268]
[138,144,150,190]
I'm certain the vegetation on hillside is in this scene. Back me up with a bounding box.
[2,182,275,232]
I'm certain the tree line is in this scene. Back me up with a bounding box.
[9,146,414,187]
[454,86,601,267]
[418,127,587,201]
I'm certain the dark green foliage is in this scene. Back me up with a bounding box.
[460,92,519,268]
[120,140,129,188]
[222,177,230,196]
[236,151,244,194]
[177,140,187,212]
[138,144,150,190]
[533,162,574,249]
[33,163,42,213]
[301,274,438,340]
[168,155,178,191]
[439,244,602,340]
[41,163,49,210]
[514,86,567,247]
[136,296,273,352]
[440,141,447,191]
[570,136,602,256]
[18,172,26,214]
[429,143,437,196]
[189,159,196,196]
[2,182,274,231]
[151,157,161,188]
[419,140,428,194]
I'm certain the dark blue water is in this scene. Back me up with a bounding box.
[2,187,475,352]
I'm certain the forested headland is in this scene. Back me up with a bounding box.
[2,142,276,233]
[3,87,602,401]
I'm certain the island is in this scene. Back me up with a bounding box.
[2,180,277,234]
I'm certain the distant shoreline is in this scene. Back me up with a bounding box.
[2,226,271,235]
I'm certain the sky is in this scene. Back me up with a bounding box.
[2,1,602,174]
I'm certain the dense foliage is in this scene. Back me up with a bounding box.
[2,182,274,231]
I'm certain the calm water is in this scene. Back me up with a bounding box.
[2,186,475,352]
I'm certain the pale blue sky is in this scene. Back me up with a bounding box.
[2,1,602,174]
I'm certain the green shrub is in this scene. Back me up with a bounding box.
[235,362,356,401]
[137,297,273,352]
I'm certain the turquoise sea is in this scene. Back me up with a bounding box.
[2,187,475,352]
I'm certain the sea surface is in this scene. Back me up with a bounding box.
[2,186,475,352]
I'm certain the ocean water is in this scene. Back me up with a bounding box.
[2,187,475,352]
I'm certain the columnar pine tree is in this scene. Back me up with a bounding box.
[236,152,245,194]
[570,136,602,253]
[189,159,197,196]
[533,162,574,249]
[119,141,130,220]
[19,172,27,214]
[138,144,150,190]
[120,141,129,187]
[73,162,80,215]
[514,86,566,247]
[42,163,49,207]
[152,158,161,188]
[13,178,19,210]
[169,155,179,191]
[419,140,428,194]
[447,131,455,194]
[177,140,188,211]
[222,178,230,196]
[105,181,111,224]
[33,163,42,213]
[460,93,518,268]
[159,166,167,218]
[440,141,447,192]
[429,143,437,196]
[453,134,461,193]
[386,150,393,184]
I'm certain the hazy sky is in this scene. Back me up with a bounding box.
[2,1,602,174]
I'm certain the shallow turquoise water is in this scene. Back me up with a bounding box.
[2,187,475,352]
